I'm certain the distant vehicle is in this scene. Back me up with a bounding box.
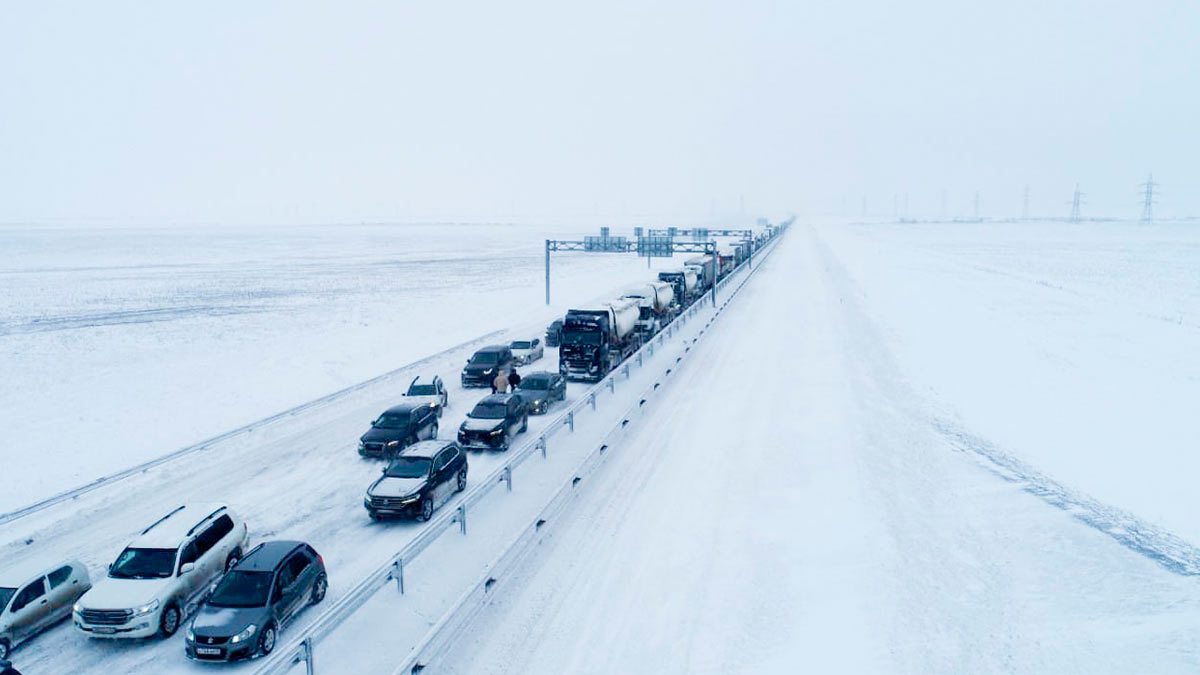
[363,441,468,521]
[658,268,698,306]
[545,319,563,348]
[0,560,91,659]
[458,393,528,451]
[185,541,327,661]
[359,403,439,458]
[620,281,676,336]
[510,337,544,365]
[684,255,715,293]
[74,504,249,639]
[517,371,566,415]
[461,345,514,388]
[404,375,448,417]
[559,299,640,381]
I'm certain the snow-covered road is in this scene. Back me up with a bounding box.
[440,226,1200,673]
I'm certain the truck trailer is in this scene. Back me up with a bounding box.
[558,298,641,381]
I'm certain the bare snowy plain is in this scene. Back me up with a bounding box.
[5,219,1200,673]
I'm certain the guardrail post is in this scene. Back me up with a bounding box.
[457,504,467,535]
[648,343,654,356]
[567,411,575,433]
[622,364,630,379]
[538,437,547,458]
[637,352,643,366]
[607,379,615,394]
[502,466,512,491]
[588,392,596,410]
[302,636,316,675]
[392,558,405,594]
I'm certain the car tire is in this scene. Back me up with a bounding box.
[456,467,468,492]
[159,603,181,637]
[0,637,10,660]
[431,423,439,439]
[258,624,276,656]
[225,549,242,573]
[311,574,328,604]
[419,497,434,522]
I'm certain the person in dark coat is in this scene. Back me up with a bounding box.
[507,369,521,391]
[0,658,22,675]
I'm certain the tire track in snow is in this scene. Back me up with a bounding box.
[933,419,1200,577]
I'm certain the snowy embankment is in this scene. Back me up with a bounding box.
[439,225,1200,674]
[0,221,679,511]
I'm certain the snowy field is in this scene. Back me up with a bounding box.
[440,224,1200,673]
[0,221,682,511]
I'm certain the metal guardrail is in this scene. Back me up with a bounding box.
[251,223,790,675]
[0,329,507,528]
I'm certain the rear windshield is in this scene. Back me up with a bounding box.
[208,570,273,608]
[470,403,508,419]
[109,547,176,579]
[511,341,531,349]
[373,413,410,430]
[519,378,549,391]
[385,456,432,478]
[470,352,499,364]
[407,385,437,396]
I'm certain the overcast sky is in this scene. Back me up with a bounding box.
[2,0,1197,224]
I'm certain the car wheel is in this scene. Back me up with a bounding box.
[431,423,439,439]
[225,549,242,573]
[311,574,328,604]
[159,604,181,637]
[0,638,10,660]
[419,496,434,521]
[456,467,468,492]
[258,624,277,656]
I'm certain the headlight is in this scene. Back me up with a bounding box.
[229,624,257,644]
[358,440,365,448]
[400,493,421,504]
[364,495,372,506]
[483,368,494,375]
[131,599,160,616]
[186,625,195,642]
[73,602,83,614]
[386,440,399,447]
[489,428,504,436]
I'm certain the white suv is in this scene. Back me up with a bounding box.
[74,503,249,639]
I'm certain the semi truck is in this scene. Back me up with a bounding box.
[558,298,641,381]
[620,281,677,336]
[658,268,698,306]
[685,255,716,293]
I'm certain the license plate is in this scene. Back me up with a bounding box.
[197,647,221,656]
[94,627,116,634]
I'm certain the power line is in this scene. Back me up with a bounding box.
[1069,183,1084,223]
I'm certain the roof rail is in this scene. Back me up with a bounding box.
[142,505,187,535]
[186,505,227,538]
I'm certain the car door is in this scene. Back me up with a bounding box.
[45,565,80,623]
[553,374,566,400]
[277,553,309,625]
[436,378,447,407]
[432,448,455,504]
[532,338,542,360]
[424,407,437,439]
[7,577,50,641]
[176,540,205,604]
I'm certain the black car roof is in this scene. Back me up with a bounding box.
[383,402,426,414]
[236,541,304,571]
[476,345,508,354]
[478,393,519,405]
[521,371,557,383]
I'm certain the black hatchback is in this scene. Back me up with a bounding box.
[458,393,528,450]
[359,403,439,458]
[461,345,514,388]
[517,371,566,414]
[364,441,468,521]
[185,541,327,662]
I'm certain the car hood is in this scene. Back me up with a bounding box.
[405,395,440,407]
[461,417,505,433]
[191,605,267,638]
[519,389,549,403]
[361,427,407,444]
[79,576,173,610]
[463,363,498,374]
[369,476,427,498]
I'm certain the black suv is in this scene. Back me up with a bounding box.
[185,541,327,661]
[517,371,566,414]
[461,345,514,388]
[359,403,438,458]
[457,393,528,451]
[364,441,468,521]
[545,319,563,348]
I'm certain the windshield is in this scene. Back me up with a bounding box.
[0,587,14,612]
[373,413,410,430]
[208,570,273,608]
[519,379,549,391]
[407,385,437,396]
[109,547,177,579]
[470,403,508,419]
[384,456,432,478]
[562,332,601,346]
[470,352,499,365]
[511,341,531,349]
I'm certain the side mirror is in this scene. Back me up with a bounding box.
[381,467,388,474]
[180,562,195,576]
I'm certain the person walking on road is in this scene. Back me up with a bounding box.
[492,370,509,394]
[507,369,521,391]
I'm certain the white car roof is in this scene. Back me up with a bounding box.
[411,375,439,385]
[0,559,82,587]
[129,503,230,549]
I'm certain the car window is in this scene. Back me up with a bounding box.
[179,541,199,571]
[275,563,296,591]
[10,578,46,612]
[194,514,234,559]
[532,338,540,347]
[286,553,309,580]
[47,566,73,589]
[435,449,453,471]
